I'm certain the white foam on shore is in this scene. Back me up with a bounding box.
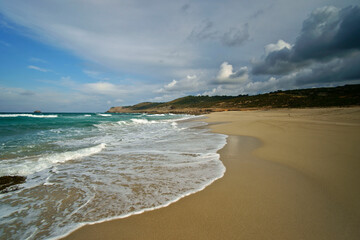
[0,113,227,240]
[52,121,228,240]
[99,114,199,128]
[0,114,58,118]
[0,143,106,176]
[54,153,226,240]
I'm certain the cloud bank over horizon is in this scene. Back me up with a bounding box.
[0,1,359,111]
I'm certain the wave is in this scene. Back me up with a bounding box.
[130,119,157,124]
[0,113,228,240]
[147,114,166,116]
[0,143,106,176]
[97,114,112,117]
[57,163,226,240]
[84,114,91,117]
[0,114,58,118]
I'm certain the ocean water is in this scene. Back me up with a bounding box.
[0,113,227,239]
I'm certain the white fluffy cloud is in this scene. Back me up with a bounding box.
[216,62,249,84]
[264,39,292,56]
[157,61,251,98]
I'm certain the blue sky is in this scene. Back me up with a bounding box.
[0,0,359,112]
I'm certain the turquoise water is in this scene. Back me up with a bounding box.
[0,113,177,163]
[0,113,226,239]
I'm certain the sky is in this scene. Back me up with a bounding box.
[0,0,359,112]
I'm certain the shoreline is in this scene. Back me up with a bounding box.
[62,107,360,240]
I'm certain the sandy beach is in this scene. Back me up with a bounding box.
[63,107,360,240]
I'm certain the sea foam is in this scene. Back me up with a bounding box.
[0,143,106,176]
[0,113,226,240]
[0,114,58,118]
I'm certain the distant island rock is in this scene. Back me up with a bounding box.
[34,110,41,113]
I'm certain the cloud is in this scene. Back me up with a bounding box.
[1,1,359,109]
[20,90,35,96]
[243,52,360,94]
[253,5,360,75]
[189,20,250,47]
[188,20,218,41]
[158,74,203,93]
[0,85,96,112]
[29,57,47,63]
[27,65,50,72]
[215,62,249,84]
[221,24,249,47]
[83,69,110,81]
[264,39,292,56]
[82,82,124,96]
[0,40,11,47]
[202,85,242,96]
[289,53,360,87]
[0,1,202,80]
[250,9,264,19]
[181,3,190,13]
[0,18,15,30]
[249,4,273,19]
[157,61,250,98]
[83,70,100,78]
[0,75,163,112]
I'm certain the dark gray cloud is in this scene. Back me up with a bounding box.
[249,4,273,19]
[253,5,360,75]
[249,9,264,19]
[293,52,360,86]
[188,20,218,41]
[181,3,190,13]
[221,24,249,47]
[244,52,360,95]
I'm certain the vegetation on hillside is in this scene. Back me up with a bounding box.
[108,84,360,114]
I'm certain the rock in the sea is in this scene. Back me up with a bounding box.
[0,176,26,193]
[34,110,41,113]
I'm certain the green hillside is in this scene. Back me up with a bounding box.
[108,84,360,114]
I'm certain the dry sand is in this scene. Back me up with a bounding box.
[63,107,360,240]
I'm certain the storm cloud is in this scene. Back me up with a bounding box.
[253,5,360,75]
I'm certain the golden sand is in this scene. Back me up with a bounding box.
[63,107,360,240]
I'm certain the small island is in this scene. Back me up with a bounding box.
[33,110,41,113]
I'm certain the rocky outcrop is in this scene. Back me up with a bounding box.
[34,110,41,113]
[0,176,26,193]
[107,107,127,113]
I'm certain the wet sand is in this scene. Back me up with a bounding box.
[63,107,360,240]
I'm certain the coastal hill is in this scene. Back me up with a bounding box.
[107,84,360,114]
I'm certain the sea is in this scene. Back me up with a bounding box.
[0,112,227,240]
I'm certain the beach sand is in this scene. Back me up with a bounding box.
[63,107,360,240]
